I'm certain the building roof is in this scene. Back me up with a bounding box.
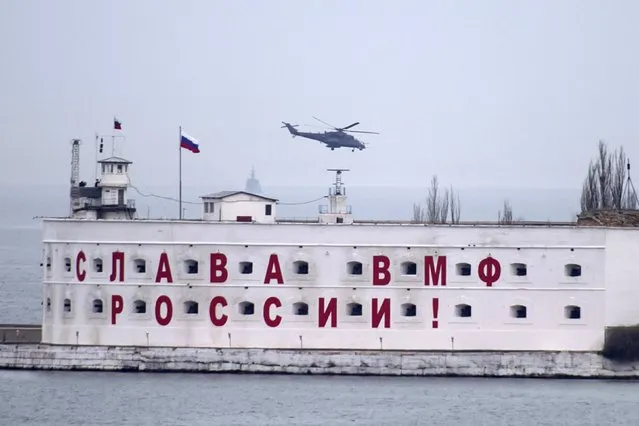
[201,190,278,202]
[98,156,133,164]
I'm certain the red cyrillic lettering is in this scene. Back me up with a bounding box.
[155,295,173,326]
[155,252,173,283]
[263,296,282,327]
[76,250,86,282]
[372,298,391,328]
[372,255,391,285]
[109,251,125,282]
[424,255,446,286]
[209,296,228,326]
[318,297,337,328]
[263,254,284,284]
[111,294,123,324]
[210,253,228,283]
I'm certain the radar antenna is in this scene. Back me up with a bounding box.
[327,168,349,196]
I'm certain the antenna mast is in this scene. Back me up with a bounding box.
[327,168,349,196]
[623,160,639,208]
[70,139,81,216]
[70,139,80,187]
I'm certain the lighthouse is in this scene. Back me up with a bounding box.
[94,156,136,219]
[318,168,353,224]
[68,138,137,220]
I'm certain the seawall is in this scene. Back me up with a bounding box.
[2,344,639,378]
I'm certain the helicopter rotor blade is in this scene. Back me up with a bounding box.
[312,116,338,129]
[344,130,379,135]
[340,122,360,130]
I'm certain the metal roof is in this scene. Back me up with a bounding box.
[201,190,278,202]
[98,156,132,164]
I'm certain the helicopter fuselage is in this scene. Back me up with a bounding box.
[288,129,364,150]
[281,120,373,151]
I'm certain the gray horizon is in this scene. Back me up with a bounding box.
[2,1,638,222]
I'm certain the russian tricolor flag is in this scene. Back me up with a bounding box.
[180,129,200,153]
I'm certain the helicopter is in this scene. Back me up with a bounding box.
[281,116,379,151]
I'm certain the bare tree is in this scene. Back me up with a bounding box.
[580,160,600,212]
[412,202,424,223]
[597,141,613,209]
[580,140,634,212]
[611,146,627,208]
[413,175,462,223]
[498,199,514,224]
[449,187,461,223]
[439,188,450,223]
[426,175,440,222]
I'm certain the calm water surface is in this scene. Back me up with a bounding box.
[0,226,638,425]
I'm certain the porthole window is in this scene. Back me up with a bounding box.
[293,302,309,315]
[239,301,254,315]
[347,261,363,275]
[400,262,417,275]
[347,302,362,316]
[455,303,471,318]
[401,303,417,317]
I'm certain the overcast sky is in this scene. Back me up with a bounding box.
[2,0,638,192]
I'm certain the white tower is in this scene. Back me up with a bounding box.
[95,156,136,219]
[318,168,353,224]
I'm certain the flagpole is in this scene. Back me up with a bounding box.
[179,125,183,220]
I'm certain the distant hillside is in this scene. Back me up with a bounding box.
[0,183,580,227]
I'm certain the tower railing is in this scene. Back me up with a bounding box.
[319,205,352,214]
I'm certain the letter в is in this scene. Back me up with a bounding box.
[210,253,228,283]
[372,255,391,285]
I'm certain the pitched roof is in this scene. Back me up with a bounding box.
[201,190,278,202]
[98,156,132,164]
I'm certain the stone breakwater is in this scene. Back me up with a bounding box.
[1,344,639,378]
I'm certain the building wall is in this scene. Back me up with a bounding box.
[39,219,635,351]
[202,193,275,223]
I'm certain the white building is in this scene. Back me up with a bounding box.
[41,217,639,352]
[201,190,277,223]
[70,156,136,220]
[41,142,639,353]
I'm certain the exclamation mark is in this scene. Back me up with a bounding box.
[432,297,439,329]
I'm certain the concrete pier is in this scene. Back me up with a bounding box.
[1,344,639,378]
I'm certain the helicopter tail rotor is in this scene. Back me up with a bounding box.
[281,122,299,137]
